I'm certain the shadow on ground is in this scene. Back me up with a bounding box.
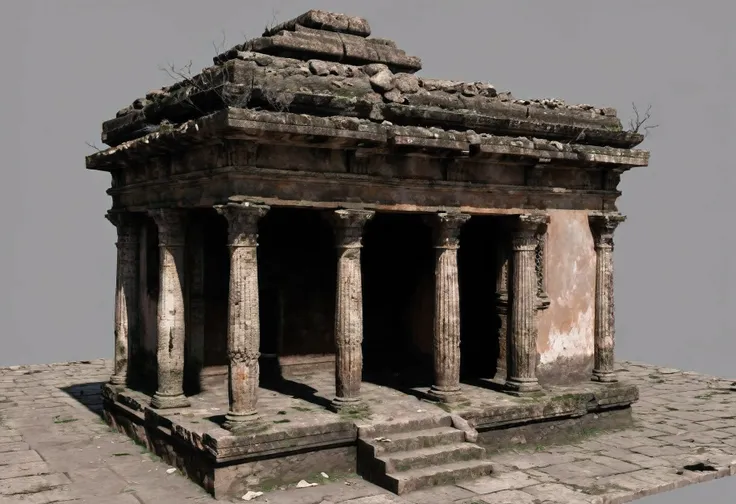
[61,382,106,417]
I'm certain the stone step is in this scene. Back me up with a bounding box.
[387,459,495,495]
[365,426,466,455]
[378,442,486,473]
[358,415,452,439]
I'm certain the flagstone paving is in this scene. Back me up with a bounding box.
[1,360,735,503]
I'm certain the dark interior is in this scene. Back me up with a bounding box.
[177,208,502,392]
[257,208,336,358]
[457,215,501,381]
[361,213,435,386]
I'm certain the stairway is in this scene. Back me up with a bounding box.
[357,415,494,495]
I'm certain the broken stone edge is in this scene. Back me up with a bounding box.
[101,52,642,149]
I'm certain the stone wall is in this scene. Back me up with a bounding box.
[537,210,596,385]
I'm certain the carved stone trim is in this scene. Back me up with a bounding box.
[426,212,470,250]
[215,202,269,248]
[535,231,550,311]
[589,212,626,250]
[331,209,374,249]
[148,208,187,247]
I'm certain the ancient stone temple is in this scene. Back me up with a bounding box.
[87,10,649,498]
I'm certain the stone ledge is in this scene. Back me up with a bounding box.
[263,10,373,38]
[103,386,359,463]
[456,382,639,431]
[87,108,648,172]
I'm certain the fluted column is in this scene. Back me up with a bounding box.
[106,210,141,387]
[330,209,374,412]
[493,234,510,382]
[149,209,190,409]
[428,212,471,402]
[589,212,626,383]
[215,202,269,429]
[506,213,548,395]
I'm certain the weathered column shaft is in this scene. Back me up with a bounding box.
[428,212,470,402]
[149,209,190,409]
[494,237,510,382]
[106,211,140,387]
[506,213,548,394]
[331,209,374,410]
[215,202,269,428]
[589,213,626,383]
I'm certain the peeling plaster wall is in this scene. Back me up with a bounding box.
[537,210,596,385]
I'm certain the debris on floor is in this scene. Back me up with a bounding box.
[242,490,263,500]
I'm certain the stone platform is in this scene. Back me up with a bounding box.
[101,370,638,499]
[3,360,736,503]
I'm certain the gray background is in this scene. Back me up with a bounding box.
[1,1,733,502]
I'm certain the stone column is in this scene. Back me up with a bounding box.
[330,209,374,412]
[589,212,626,383]
[493,234,510,382]
[428,212,471,402]
[186,216,205,390]
[215,202,269,429]
[506,213,548,394]
[106,210,140,387]
[149,209,190,409]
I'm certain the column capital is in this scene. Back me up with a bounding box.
[427,212,471,249]
[511,213,548,251]
[106,210,141,247]
[589,212,626,249]
[105,209,141,228]
[331,209,375,249]
[215,202,270,247]
[148,208,187,247]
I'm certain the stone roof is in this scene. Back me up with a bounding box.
[94,10,646,156]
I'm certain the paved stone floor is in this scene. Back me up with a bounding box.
[1,360,735,504]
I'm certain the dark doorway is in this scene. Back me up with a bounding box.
[458,215,501,380]
[202,210,229,369]
[257,208,336,368]
[362,213,434,387]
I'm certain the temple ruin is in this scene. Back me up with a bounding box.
[87,10,649,498]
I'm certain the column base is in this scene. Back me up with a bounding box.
[109,374,127,387]
[427,385,464,403]
[329,396,367,414]
[223,411,262,433]
[150,392,190,409]
[492,368,507,384]
[592,370,618,383]
[504,378,542,396]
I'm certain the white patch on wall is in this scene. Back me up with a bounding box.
[540,305,595,365]
[537,210,596,365]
